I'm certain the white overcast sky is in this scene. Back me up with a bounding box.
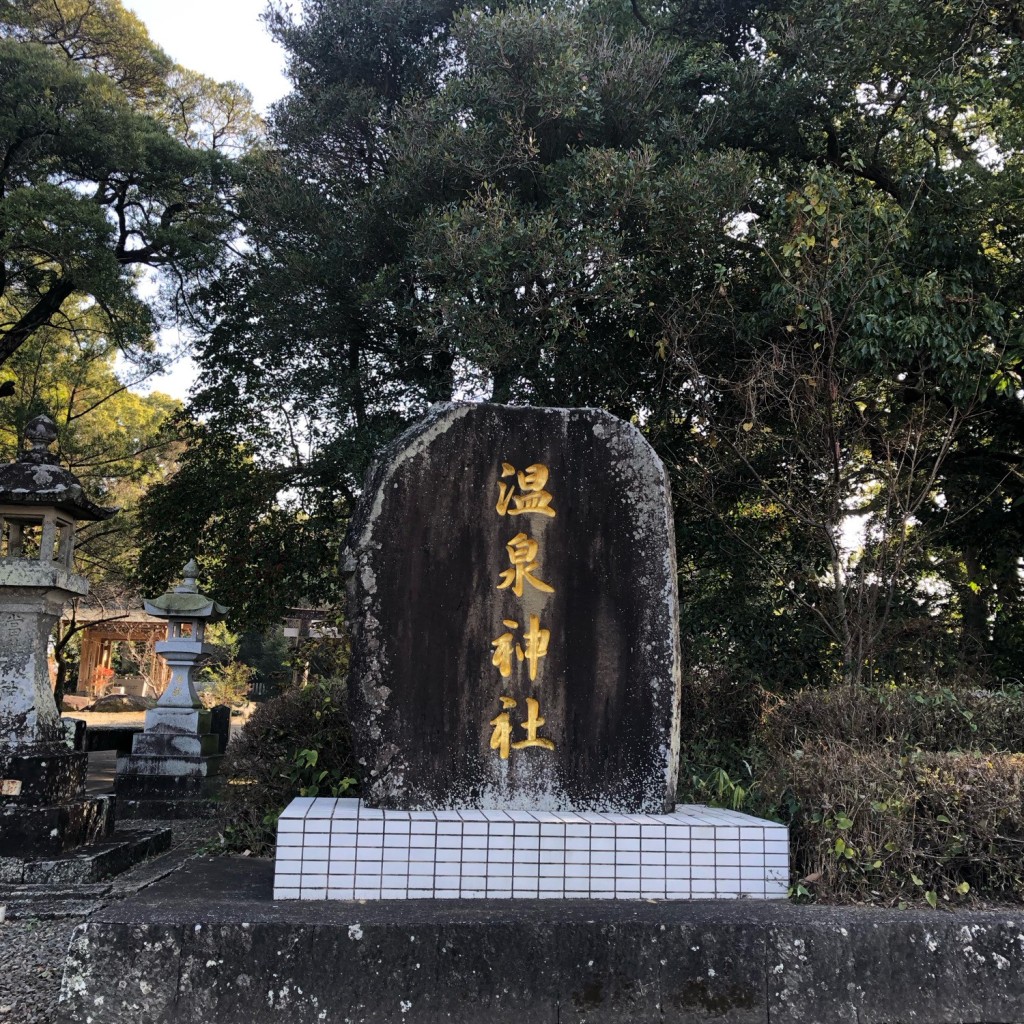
[125,0,292,400]
[125,0,290,113]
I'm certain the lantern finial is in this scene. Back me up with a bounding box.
[176,558,200,594]
[22,415,59,465]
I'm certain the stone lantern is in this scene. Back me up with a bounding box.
[115,559,229,817]
[0,415,119,860]
[0,416,116,750]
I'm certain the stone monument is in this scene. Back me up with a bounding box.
[347,403,681,812]
[275,403,788,900]
[114,560,228,818]
[0,416,169,882]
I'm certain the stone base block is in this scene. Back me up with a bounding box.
[0,824,171,885]
[57,857,1024,1024]
[115,764,223,797]
[130,732,220,758]
[0,746,88,804]
[274,798,789,901]
[114,766,223,819]
[116,796,220,820]
[116,753,223,781]
[0,794,113,857]
[143,706,210,734]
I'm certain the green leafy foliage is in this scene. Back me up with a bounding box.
[680,671,1024,904]
[282,745,356,799]
[198,661,253,709]
[759,683,1024,755]
[217,680,356,855]
[0,0,257,369]
[134,418,346,629]
[157,0,1024,684]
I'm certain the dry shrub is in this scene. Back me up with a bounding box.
[217,679,357,855]
[681,669,767,752]
[767,739,1024,904]
[760,684,1024,756]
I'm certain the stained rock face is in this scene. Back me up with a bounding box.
[345,403,682,813]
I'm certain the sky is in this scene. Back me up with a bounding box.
[124,0,292,401]
[125,0,290,113]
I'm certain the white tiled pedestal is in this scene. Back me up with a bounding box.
[273,798,789,901]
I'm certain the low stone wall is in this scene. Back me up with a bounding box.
[58,857,1024,1024]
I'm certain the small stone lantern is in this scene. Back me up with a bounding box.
[144,558,228,713]
[115,559,229,817]
[0,415,118,859]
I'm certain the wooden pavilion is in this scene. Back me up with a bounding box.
[68,607,171,698]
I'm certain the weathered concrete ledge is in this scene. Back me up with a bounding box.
[58,856,1024,1023]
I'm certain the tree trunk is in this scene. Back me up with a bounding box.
[958,547,989,668]
[53,654,69,712]
[826,523,857,688]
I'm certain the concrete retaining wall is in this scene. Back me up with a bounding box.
[58,857,1024,1023]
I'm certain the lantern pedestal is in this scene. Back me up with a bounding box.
[0,565,96,853]
[0,565,86,750]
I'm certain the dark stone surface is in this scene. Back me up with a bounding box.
[0,794,113,856]
[346,403,681,813]
[115,796,220,820]
[11,824,172,885]
[58,857,1024,1024]
[0,746,88,804]
[129,731,221,757]
[114,762,224,796]
[209,704,230,754]
[82,724,141,754]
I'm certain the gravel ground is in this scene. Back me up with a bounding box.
[0,818,219,1024]
[0,916,77,1024]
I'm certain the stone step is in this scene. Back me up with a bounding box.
[0,824,171,885]
[0,794,114,859]
[116,753,224,781]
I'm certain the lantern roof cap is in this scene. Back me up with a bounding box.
[143,558,229,621]
[0,416,117,521]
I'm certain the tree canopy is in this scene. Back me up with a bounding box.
[140,0,1024,685]
[0,0,257,369]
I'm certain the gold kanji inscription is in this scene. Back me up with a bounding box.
[496,532,554,597]
[489,696,555,758]
[519,614,550,681]
[490,615,550,682]
[511,697,555,752]
[496,463,556,518]
[489,695,518,759]
[490,619,520,678]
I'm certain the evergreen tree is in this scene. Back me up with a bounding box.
[151,0,1024,683]
[0,0,258,367]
